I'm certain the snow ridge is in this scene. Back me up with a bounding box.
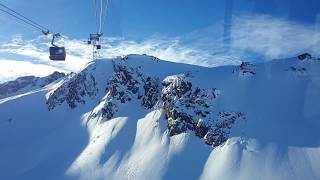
[0,71,65,99]
[46,56,245,147]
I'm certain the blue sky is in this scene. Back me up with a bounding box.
[1,0,319,40]
[1,0,227,39]
[0,0,320,81]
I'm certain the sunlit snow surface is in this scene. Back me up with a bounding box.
[0,55,319,180]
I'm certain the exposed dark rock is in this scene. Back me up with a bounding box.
[161,75,245,147]
[106,63,142,103]
[204,129,227,147]
[142,77,159,109]
[89,62,160,122]
[195,120,209,138]
[204,112,245,147]
[298,53,312,61]
[46,69,98,110]
[233,62,256,76]
[101,102,118,120]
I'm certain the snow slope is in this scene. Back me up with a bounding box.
[0,54,319,180]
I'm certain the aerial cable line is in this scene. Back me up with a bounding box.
[0,8,43,32]
[91,0,110,34]
[101,0,109,33]
[0,2,66,61]
[0,2,48,31]
[0,2,49,32]
[97,0,109,34]
[1,10,39,33]
[99,0,103,34]
[88,0,110,60]
[92,0,99,33]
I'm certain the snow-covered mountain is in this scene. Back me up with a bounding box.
[0,71,65,99]
[0,54,319,180]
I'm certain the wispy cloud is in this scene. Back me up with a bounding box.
[230,15,320,60]
[0,34,220,82]
[178,15,320,62]
[100,36,217,66]
[0,15,319,82]
[0,34,217,68]
[0,59,62,83]
[0,35,90,72]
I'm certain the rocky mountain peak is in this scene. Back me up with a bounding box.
[46,56,245,147]
[46,66,98,110]
[88,61,160,122]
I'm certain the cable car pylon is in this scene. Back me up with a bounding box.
[88,0,110,60]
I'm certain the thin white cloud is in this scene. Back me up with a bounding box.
[100,37,215,66]
[230,15,320,60]
[0,34,218,83]
[0,35,91,73]
[1,34,211,67]
[177,15,320,63]
[0,59,62,83]
[0,15,319,82]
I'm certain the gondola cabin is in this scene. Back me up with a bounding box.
[49,46,66,61]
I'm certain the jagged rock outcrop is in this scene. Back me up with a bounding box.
[161,75,245,147]
[204,112,245,146]
[161,75,212,136]
[46,68,98,110]
[142,77,160,108]
[46,56,245,147]
[0,71,65,98]
[88,62,160,122]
